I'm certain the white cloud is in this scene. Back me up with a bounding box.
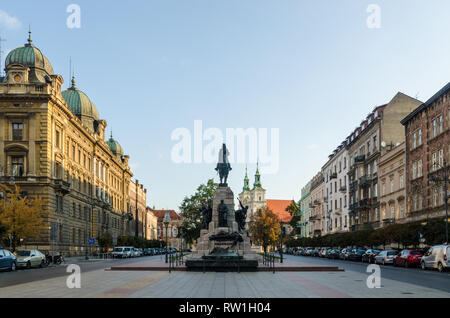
[0,10,21,30]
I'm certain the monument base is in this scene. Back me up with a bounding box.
[185,258,258,272]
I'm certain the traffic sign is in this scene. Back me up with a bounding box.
[89,238,95,245]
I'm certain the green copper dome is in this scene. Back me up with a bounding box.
[5,33,54,82]
[62,77,100,122]
[106,134,124,157]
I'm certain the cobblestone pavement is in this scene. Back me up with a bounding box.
[0,255,449,298]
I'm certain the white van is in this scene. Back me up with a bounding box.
[111,246,133,258]
[420,244,449,272]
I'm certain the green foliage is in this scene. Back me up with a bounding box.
[97,232,113,248]
[422,220,447,245]
[179,179,218,244]
[284,219,448,248]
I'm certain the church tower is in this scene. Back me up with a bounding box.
[238,164,266,220]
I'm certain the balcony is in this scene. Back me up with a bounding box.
[314,199,320,205]
[359,198,371,209]
[354,155,366,164]
[339,185,347,192]
[349,203,357,212]
[52,179,71,195]
[359,175,373,187]
[323,196,328,202]
[330,172,338,179]
[349,181,358,192]
[334,208,342,215]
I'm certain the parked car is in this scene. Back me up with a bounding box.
[348,249,366,262]
[143,248,154,256]
[312,248,320,257]
[421,245,449,272]
[375,250,398,265]
[394,250,423,268]
[133,248,142,257]
[320,247,330,258]
[339,248,353,260]
[16,250,46,269]
[362,249,381,263]
[303,248,314,256]
[327,249,341,259]
[0,249,17,271]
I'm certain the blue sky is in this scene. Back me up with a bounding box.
[1,1,450,210]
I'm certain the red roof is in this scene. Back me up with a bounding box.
[266,200,294,223]
[151,210,180,222]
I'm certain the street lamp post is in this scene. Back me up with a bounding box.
[429,159,449,244]
[280,224,285,264]
[163,211,170,263]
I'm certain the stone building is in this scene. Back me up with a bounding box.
[145,207,158,240]
[322,142,350,235]
[153,209,182,248]
[238,165,266,220]
[401,82,450,224]
[299,181,311,237]
[128,179,147,238]
[0,35,135,255]
[347,93,421,231]
[309,172,325,237]
[378,141,407,226]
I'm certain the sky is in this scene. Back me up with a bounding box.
[1,1,450,211]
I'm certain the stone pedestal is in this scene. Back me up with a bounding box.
[188,185,258,262]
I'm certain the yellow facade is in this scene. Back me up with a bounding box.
[0,37,133,255]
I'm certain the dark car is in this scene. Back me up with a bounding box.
[143,248,153,256]
[0,249,17,271]
[362,249,381,263]
[394,249,424,268]
[348,249,366,261]
[312,248,320,257]
[327,249,341,259]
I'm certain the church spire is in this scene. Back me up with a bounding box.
[242,166,250,192]
[253,162,262,189]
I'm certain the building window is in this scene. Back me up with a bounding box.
[432,119,437,138]
[72,145,76,160]
[433,188,438,207]
[418,129,422,145]
[55,130,60,148]
[439,149,444,168]
[432,153,437,171]
[439,115,443,134]
[418,159,422,177]
[12,123,23,141]
[400,175,404,188]
[11,156,24,176]
[390,179,394,193]
[413,132,417,149]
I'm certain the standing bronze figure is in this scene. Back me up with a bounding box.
[235,198,249,233]
[215,143,232,185]
[217,200,228,227]
[201,204,212,230]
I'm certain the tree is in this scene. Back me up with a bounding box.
[286,200,301,235]
[248,207,281,252]
[97,232,113,250]
[179,179,218,245]
[0,184,49,251]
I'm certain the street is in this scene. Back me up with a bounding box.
[0,254,449,298]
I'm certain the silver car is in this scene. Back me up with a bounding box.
[421,244,449,272]
[16,250,46,268]
[375,250,398,265]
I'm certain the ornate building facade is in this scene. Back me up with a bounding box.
[0,35,135,255]
[238,165,266,220]
[401,82,450,224]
